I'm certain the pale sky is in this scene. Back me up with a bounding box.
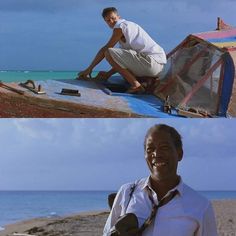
[0,0,235,70]
[0,119,235,191]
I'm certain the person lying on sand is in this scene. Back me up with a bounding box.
[77,7,166,94]
[103,124,218,236]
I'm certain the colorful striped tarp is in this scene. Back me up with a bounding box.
[193,28,236,49]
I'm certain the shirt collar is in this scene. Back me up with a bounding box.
[114,18,126,27]
[141,176,184,197]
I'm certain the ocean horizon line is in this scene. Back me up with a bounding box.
[0,70,100,72]
[0,190,236,192]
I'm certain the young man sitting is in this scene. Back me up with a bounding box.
[77,7,166,94]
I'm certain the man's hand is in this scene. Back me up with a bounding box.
[94,71,110,81]
[76,68,92,80]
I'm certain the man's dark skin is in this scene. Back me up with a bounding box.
[145,129,183,200]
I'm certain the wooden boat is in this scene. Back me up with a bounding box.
[0,77,180,118]
[1,18,235,118]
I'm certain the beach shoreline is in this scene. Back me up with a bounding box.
[0,200,236,236]
[0,210,110,236]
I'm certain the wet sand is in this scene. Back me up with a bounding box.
[0,200,236,236]
[0,210,109,236]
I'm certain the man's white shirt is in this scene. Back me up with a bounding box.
[114,19,167,64]
[103,177,218,236]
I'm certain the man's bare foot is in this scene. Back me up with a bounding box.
[137,77,161,93]
[126,85,145,94]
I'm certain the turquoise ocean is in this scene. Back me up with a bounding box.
[0,190,236,230]
[0,71,79,83]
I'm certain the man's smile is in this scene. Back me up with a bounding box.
[151,159,167,168]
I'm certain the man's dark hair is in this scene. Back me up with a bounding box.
[102,7,118,18]
[144,124,183,150]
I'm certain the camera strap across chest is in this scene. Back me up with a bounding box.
[138,189,179,234]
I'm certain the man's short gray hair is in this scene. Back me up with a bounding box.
[144,124,183,150]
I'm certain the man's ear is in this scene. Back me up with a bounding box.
[177,148,183,162]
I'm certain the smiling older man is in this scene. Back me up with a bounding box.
[78,7,166,94]
[103,124,217,236]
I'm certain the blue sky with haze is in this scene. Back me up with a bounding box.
[0,0,235,70]
[0,119,235,191]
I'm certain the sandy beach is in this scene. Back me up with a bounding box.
[0,200,235,236]
[212,200,236,236]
